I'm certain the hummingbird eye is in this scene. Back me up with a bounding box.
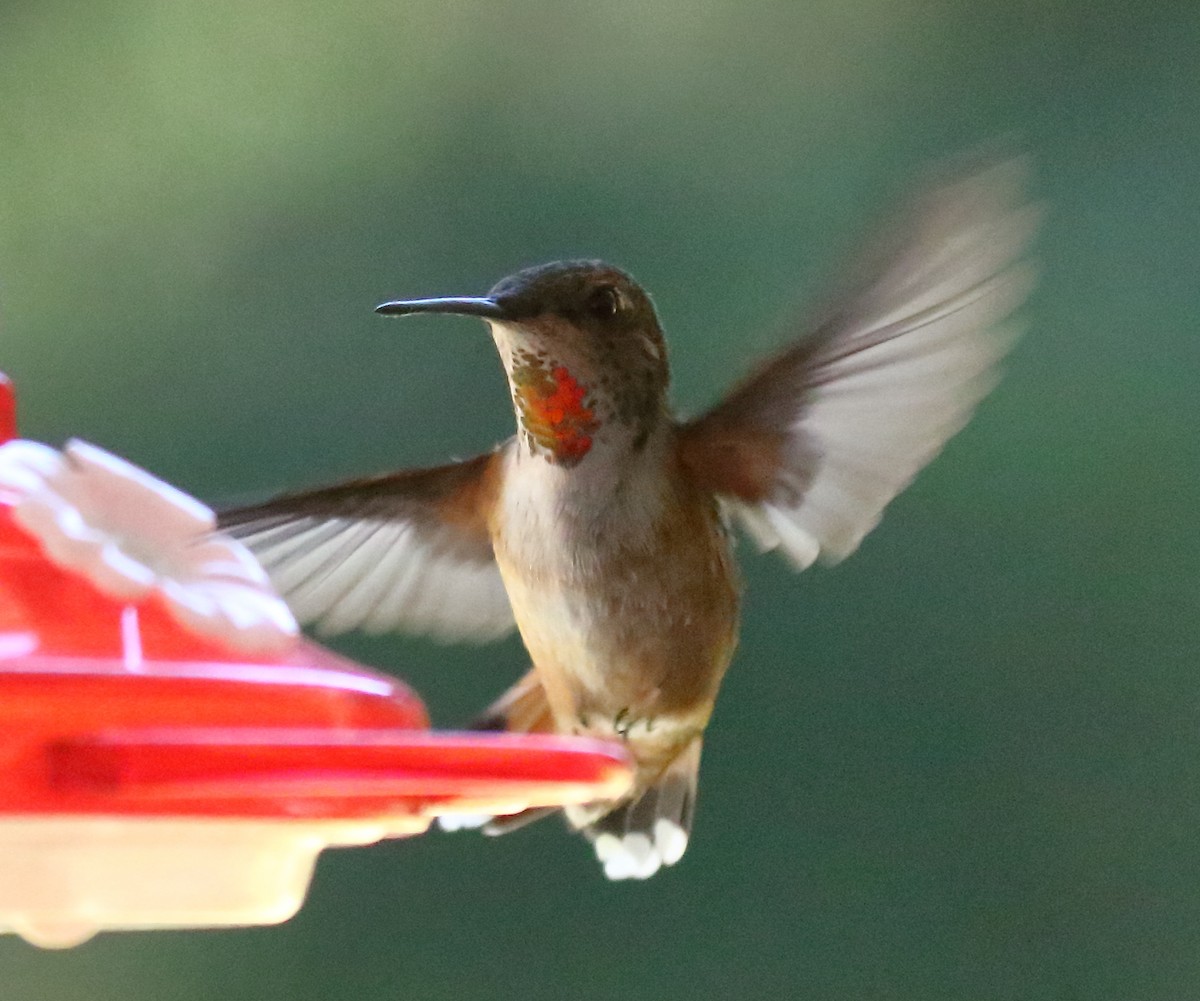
[587,285,622,320]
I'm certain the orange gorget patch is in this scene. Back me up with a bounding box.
[511,362,599,464]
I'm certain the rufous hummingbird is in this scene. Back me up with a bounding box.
[220,157,1037,879]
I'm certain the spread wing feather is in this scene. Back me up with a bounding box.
[218,449,515,641]
[678,156,1039,568]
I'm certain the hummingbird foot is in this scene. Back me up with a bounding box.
[576,706,661,743]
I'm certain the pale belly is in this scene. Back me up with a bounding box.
[490,453,741,739]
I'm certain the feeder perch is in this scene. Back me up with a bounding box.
[0,374,632,947]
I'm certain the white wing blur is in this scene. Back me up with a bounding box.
[679,156,1039,568]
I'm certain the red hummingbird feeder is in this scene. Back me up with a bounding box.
[0,372,632,947]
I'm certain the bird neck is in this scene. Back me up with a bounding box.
[493,334,668,469]
[500,410,677,554]
[508,358,602,465]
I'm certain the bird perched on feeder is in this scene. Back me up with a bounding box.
[221,157,1037,879]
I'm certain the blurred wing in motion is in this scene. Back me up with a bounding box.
[218,449,515,641]
[677,156,1039,569]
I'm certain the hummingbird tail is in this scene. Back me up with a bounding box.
[466,667,554,735]
[436,669,558,835]
[442,676,702,880]
[573,736,702,881]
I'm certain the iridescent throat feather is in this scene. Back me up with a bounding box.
[510,359,600,465]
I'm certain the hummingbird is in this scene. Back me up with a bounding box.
[220,158,1037,880]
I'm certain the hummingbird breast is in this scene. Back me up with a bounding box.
[488,432,741,749]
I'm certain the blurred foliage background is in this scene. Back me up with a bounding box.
[1,1,1198,998]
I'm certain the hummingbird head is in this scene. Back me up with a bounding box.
[378,261,670,466]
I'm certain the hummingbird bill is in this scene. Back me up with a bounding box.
[220,157,1038,879]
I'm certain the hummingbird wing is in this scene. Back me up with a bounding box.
[218,450,514,641]
[677,156,1039,569]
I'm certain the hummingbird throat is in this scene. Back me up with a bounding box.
[510,356,600,465]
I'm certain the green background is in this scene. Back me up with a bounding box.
[2,1,1197,998]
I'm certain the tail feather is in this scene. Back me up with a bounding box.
[467,667,554,734]
[437,668,557,834]
[441,671,703,880]
[577,737,702,880]
[482,805,557,835]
